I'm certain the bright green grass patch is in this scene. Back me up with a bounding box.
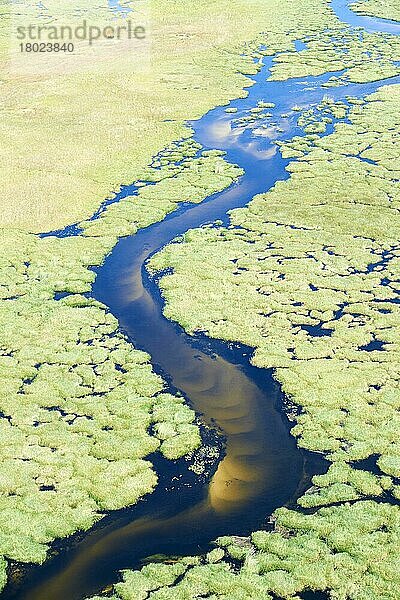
[80,143,243,239]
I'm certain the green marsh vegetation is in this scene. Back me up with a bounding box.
[269,25,400,83]
[351,0,400,22]
[80,142,243,238]
[137,86,400,598]
[278,97,366,160]
[277,98,352,157]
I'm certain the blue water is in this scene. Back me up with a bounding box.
[108,0,132,16]
[295,39,308,51]
[191,61,399,195]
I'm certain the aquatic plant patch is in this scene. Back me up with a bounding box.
[0,229,198,575]
[80,144,243,239]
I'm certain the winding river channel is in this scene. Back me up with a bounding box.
[4,1,400,599]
